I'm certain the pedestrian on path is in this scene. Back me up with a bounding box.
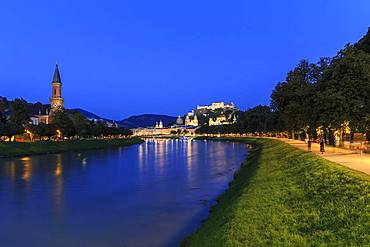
[320,139,325,154]
[359,141,365,156]
[307,139,312,152]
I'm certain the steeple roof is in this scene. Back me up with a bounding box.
[52,64,62,83]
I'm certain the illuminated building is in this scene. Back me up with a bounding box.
[176,115,183,125]
[155,120,164,129]
[209,114,237,126]
[185,114,198,127]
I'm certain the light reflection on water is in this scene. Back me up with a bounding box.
[0,139,247,247]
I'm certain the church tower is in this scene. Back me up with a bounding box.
[50,64,64,112]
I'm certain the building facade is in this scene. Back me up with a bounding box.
[209,114,237,126]
[176,115,184,125]
[185,114,198,127]
[155,120,164,129]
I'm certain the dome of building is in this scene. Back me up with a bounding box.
[176,115,183,125]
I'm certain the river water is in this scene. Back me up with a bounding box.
[0,139,247,247]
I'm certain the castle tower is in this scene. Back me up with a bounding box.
[193,115,199,126]
[50,64,64,112]
[185,115,191,126]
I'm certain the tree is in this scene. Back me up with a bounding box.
[271,60,325,137]
[51,110,75,138]
[356,27,370,53]
[9,98,29,135]
[315,45,370,142]
[241,105,279,133]
[35,123,56,140]
[0,99,7,124]
[0,122,19,141]
[91,121,106,138]
[70,112,91,138]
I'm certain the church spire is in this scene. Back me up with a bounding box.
[50,63,64,111]
[52,63,62,83]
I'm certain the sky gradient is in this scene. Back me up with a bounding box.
[1,0,369,120]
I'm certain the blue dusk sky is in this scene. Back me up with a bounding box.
[0,1,369,120]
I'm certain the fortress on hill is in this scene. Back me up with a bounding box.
[196,102,236,111]
[185,101,238,127]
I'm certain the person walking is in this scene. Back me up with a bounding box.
[320,139,325,154]
[307,139,312,152]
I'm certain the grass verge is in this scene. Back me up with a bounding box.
[183,137,370,246]
[0,138,144,158]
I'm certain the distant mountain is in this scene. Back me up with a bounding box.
[69,108,112,122]
[2,96,176,128]
[117,114,177,128]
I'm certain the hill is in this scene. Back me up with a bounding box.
[117,114,177,128]
[0,97,113,122]
[69,108,112,122]
[1,97,177,129]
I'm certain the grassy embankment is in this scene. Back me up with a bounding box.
[183,137,370,246]
[0,138,144,158]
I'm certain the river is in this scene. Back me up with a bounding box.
[0,139,247,247]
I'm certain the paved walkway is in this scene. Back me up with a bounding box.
[278,138,370,175]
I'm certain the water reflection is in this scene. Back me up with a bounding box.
[187,139,193,170]
[53,154,64,213]
[0,140,247,247]
[20,157,32,182]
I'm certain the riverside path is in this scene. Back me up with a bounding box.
[279,138,370,175]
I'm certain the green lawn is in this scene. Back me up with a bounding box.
[183,138,370,246]
[0,138,144,158]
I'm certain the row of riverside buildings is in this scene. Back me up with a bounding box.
[132,101,239,136]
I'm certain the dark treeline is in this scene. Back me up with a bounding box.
[0,99,132,141]
[197,28,370,143]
